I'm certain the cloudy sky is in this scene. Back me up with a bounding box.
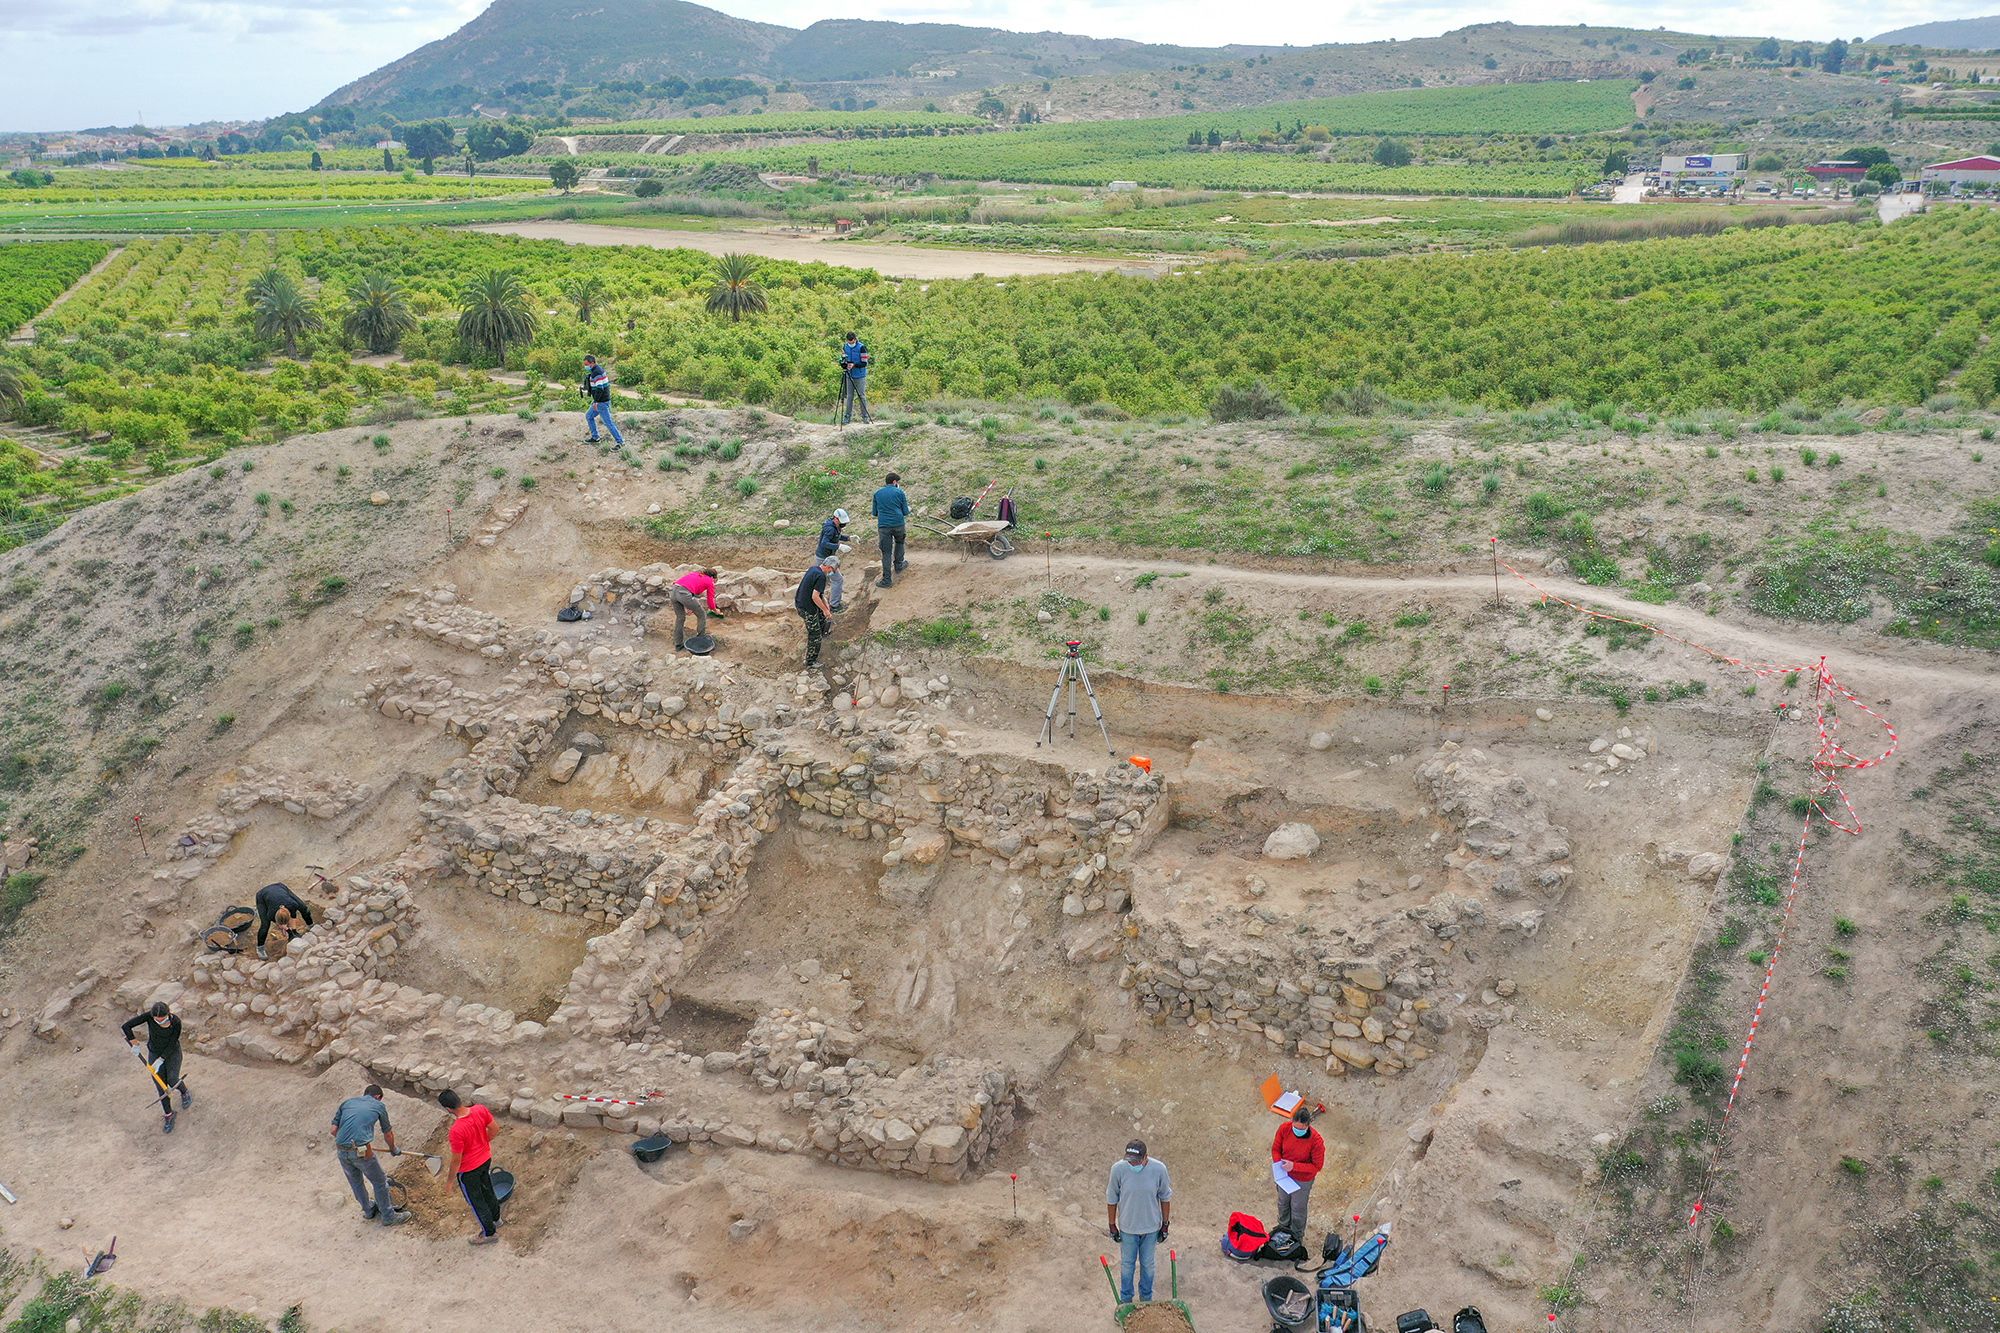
[0,0,1986,130]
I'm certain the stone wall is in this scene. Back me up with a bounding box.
[422,798,676,919]
[743,1009,1016,1181]
[771,741,1169,914]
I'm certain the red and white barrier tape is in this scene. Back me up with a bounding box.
[1486,542,1899,1233]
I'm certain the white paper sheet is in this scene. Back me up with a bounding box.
[1272,1161,1300,1194]
[1273,1091,1302,1114]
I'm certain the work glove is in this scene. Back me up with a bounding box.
[1157,1225,1169,1242]
[1108,1226,1122,1242]
[390,1148,402,1156]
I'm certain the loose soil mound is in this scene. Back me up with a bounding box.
[1124,1302,1197,1333]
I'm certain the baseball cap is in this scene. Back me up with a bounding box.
[823,555,841,569]
[1125,1140,1146,1158]
[834,508,850,524]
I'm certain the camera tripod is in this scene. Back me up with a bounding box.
[1037,640,1114,756]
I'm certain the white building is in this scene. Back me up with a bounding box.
[1659,152,1747,189]
[1919,155,2000,188]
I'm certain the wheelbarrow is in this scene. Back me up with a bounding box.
[918,518,1014,560]
[1101,1249,1197,1330]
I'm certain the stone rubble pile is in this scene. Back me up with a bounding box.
[1422,741,1574,937]
[1584,724,1660,786]
[216,767,371,820]
[566,564,798,620]
[470,501,529,549]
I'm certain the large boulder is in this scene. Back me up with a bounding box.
[1262,823,1322,861]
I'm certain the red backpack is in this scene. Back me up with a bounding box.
[1223,1211,1269,1263]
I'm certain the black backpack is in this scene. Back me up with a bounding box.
[948,495,976,520]
[1256,1227,1307,1262]
[1453,1309,1487,1333]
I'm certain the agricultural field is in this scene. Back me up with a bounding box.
[0,239,107,333]
[0,168,542,204]
[526,83,1640,197]
[841,190,1726,259]
[6,210,2000,439]
[4,207,2000,549]
[0,194,633,235]
[579,109,987,134]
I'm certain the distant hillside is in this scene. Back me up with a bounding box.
[315,0,1275,113]
[318,0,794,109]
[1873,16,2000,49]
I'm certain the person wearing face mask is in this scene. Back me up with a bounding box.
[1271,1107,1324,1241]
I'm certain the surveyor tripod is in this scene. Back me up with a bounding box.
[837,370,871,426]
[1037,640,1114,756]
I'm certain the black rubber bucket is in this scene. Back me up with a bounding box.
[683,634,716,656]
[632,1134,672,1163]
[491,1167,515,1210]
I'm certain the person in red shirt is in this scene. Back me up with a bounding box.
[440,1089,501,1246]
[1271,1107,1325,1241]
[671,567,722,651]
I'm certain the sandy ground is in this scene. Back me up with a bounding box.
[464,220,1173,278]
[0,408,1994,1332]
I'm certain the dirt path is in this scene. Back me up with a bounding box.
[464,220,1173,278]
[1008,552,1992,697]
[7,242,122,343]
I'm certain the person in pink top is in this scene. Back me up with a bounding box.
[671,567,721,650]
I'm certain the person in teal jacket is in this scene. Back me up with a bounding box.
[872,471,908,587]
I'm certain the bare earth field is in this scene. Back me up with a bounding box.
[0,408,1993,1333]
[465,219,1175,277]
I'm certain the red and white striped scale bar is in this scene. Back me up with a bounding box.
[559,1092,663,1107]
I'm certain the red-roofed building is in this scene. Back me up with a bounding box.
[1806,160,1866,181]
[1919,155,2000,187]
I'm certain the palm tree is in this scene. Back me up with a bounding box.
[246,267,321,358]
[704,253,768,324]
[341,273,417,355]
[561,274,605,325]
[0,361,26,418]
[456,269,538,365]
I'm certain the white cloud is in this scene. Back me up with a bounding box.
[1,0,1992,129]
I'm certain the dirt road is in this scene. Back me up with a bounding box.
[465,220,1172,278]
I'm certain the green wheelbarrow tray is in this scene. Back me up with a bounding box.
[1113,1299,1197,1329]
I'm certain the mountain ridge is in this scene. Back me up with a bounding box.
[1871,15,2000,48]
[314,0,1284,111]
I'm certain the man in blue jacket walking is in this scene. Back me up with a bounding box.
[872,472,908,588]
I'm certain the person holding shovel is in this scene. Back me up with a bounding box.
[121,1001,191,1135]
[440,1089,501,1247]
[331,1084,410,1226]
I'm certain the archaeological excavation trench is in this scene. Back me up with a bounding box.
[120,544,1770,1314]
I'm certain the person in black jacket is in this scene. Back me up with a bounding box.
[254,881,315,959]
[581,355,624,445]
[122,1001,191,1134]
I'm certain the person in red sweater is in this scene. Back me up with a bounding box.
[441,1089,502,1247]
[1271,1107,1325,1240]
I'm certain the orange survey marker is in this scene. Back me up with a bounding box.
[1259,1074,1325,1119]
[1128,755,1152,774]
